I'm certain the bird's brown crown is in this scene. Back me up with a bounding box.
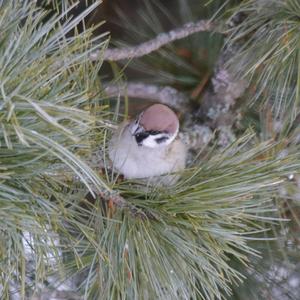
[138,104,179,134]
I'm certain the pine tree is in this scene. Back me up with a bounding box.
[1,1,300,299]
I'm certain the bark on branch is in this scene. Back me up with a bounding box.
[104,82,188,111]
[90,20,218,62]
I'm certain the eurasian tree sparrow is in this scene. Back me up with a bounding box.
[108,104,186,184]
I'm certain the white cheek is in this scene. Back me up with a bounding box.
[142,133,175,148]
[142,135,161,148]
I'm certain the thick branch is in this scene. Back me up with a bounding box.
[90,20,218,61]
[104,82,188,111]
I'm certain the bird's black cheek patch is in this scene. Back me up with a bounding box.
[135,132,149,145]
[155,136,168,144]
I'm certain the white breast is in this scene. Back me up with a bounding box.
[108,122,186,180]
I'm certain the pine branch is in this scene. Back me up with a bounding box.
[225,0,300,123]
[104,82,188,111]
[90,20,219,61]
[0,1,109,297]
[98,190,156,220]
[3,1,300,300]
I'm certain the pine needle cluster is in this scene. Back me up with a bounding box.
[1,1,300,300]
[226,0,300,123]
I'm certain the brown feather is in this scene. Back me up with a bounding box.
[139,104,179,134]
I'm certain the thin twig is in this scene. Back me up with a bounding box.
[104,82,188,111]
[90,20,218,61]
[99,191,156,220]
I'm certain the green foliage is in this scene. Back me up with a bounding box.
[0,0,109,298]
[1,1,300,300]
[226,0,300,122]
[61,131,300,300]
[39,0,91,13]
[111,0,225,89]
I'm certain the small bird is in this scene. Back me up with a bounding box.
[108,104,186,184]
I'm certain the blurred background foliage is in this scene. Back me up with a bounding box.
[1,0,300,299]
